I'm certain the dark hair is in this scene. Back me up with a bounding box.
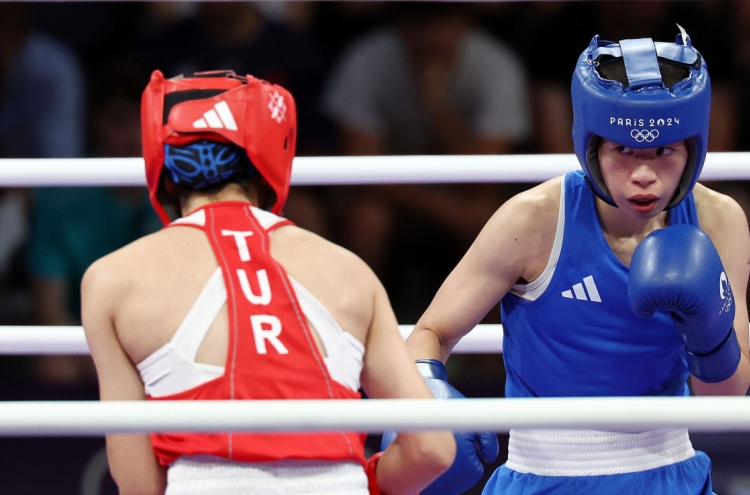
[594,55,697,89]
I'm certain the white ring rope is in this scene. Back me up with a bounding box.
[3,324,749,356]
[1,153,750,187]
[2,155,749,438]
[0,397,749,436]
[0,325,502,355]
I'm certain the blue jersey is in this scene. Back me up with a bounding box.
[500,170,697,398]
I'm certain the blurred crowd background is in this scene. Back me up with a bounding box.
[1,1,750,494]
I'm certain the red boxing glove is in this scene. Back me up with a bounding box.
[366,453,383,495]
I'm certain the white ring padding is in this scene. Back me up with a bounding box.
[0,397,749,436]
[1,153,749,186]
[0,324,503,355]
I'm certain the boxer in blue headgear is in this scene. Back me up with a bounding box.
[403,27,750,495]
[572,25,710,209]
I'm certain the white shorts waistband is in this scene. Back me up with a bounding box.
[166,455,368,495]
[506,428,695,476]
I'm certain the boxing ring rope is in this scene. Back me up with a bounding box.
[0,397,749,436]
[2,153,750,437]
[1,152,750,186]
[2,324,749,356]
[0,325,502,355]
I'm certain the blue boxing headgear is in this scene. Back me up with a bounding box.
[163,140,257,190]
[571,26,710,208]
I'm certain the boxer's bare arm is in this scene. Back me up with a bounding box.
[407,178,561,362]
[273,226,455,494]
[693,185,750,395]
[81,259,167,495]
[361,276,455,495]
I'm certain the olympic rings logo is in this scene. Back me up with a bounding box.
[630,129,660,143]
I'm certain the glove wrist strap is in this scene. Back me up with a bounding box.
[686,327,742,383]
[415,359,448,381]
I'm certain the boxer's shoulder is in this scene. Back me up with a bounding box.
[272,224,374,276]
[478,176,562,281]
[270,225,380,338]
[82,227,213,314]
[86,227,200,278]
[508,176,562,219]
[694,183,748,241]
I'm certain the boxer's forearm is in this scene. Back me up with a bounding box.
[107,434,166,495]
[377,431,455,495]
[406,325,448,363]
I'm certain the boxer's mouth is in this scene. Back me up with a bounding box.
[628,195,659,213]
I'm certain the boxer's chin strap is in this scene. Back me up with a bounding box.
[415,359,448,381]
[686,327,742,383]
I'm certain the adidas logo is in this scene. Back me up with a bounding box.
[192,101,238,131]
[561,275,601,302]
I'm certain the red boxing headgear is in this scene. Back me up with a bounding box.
[141,70,297,225]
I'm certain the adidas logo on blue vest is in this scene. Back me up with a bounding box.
[562,275,601,302]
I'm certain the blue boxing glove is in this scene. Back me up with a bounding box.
[628,225,741,383]
[381,359,499,495]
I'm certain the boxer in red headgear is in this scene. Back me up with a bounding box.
[82,70,454,495]
[141,69,296,224]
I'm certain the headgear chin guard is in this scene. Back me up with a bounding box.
[571,26,710,208]
[141,70,297,225]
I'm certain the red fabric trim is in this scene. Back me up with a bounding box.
[166,202,296,233]
[267,219,295,232]
[366,452,383,495]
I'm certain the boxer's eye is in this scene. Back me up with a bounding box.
[615,145,633,154]
[656,146,673,156]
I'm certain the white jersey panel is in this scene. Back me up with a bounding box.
[249,206,289,231]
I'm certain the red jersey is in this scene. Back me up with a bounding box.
[149,202,366,467]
